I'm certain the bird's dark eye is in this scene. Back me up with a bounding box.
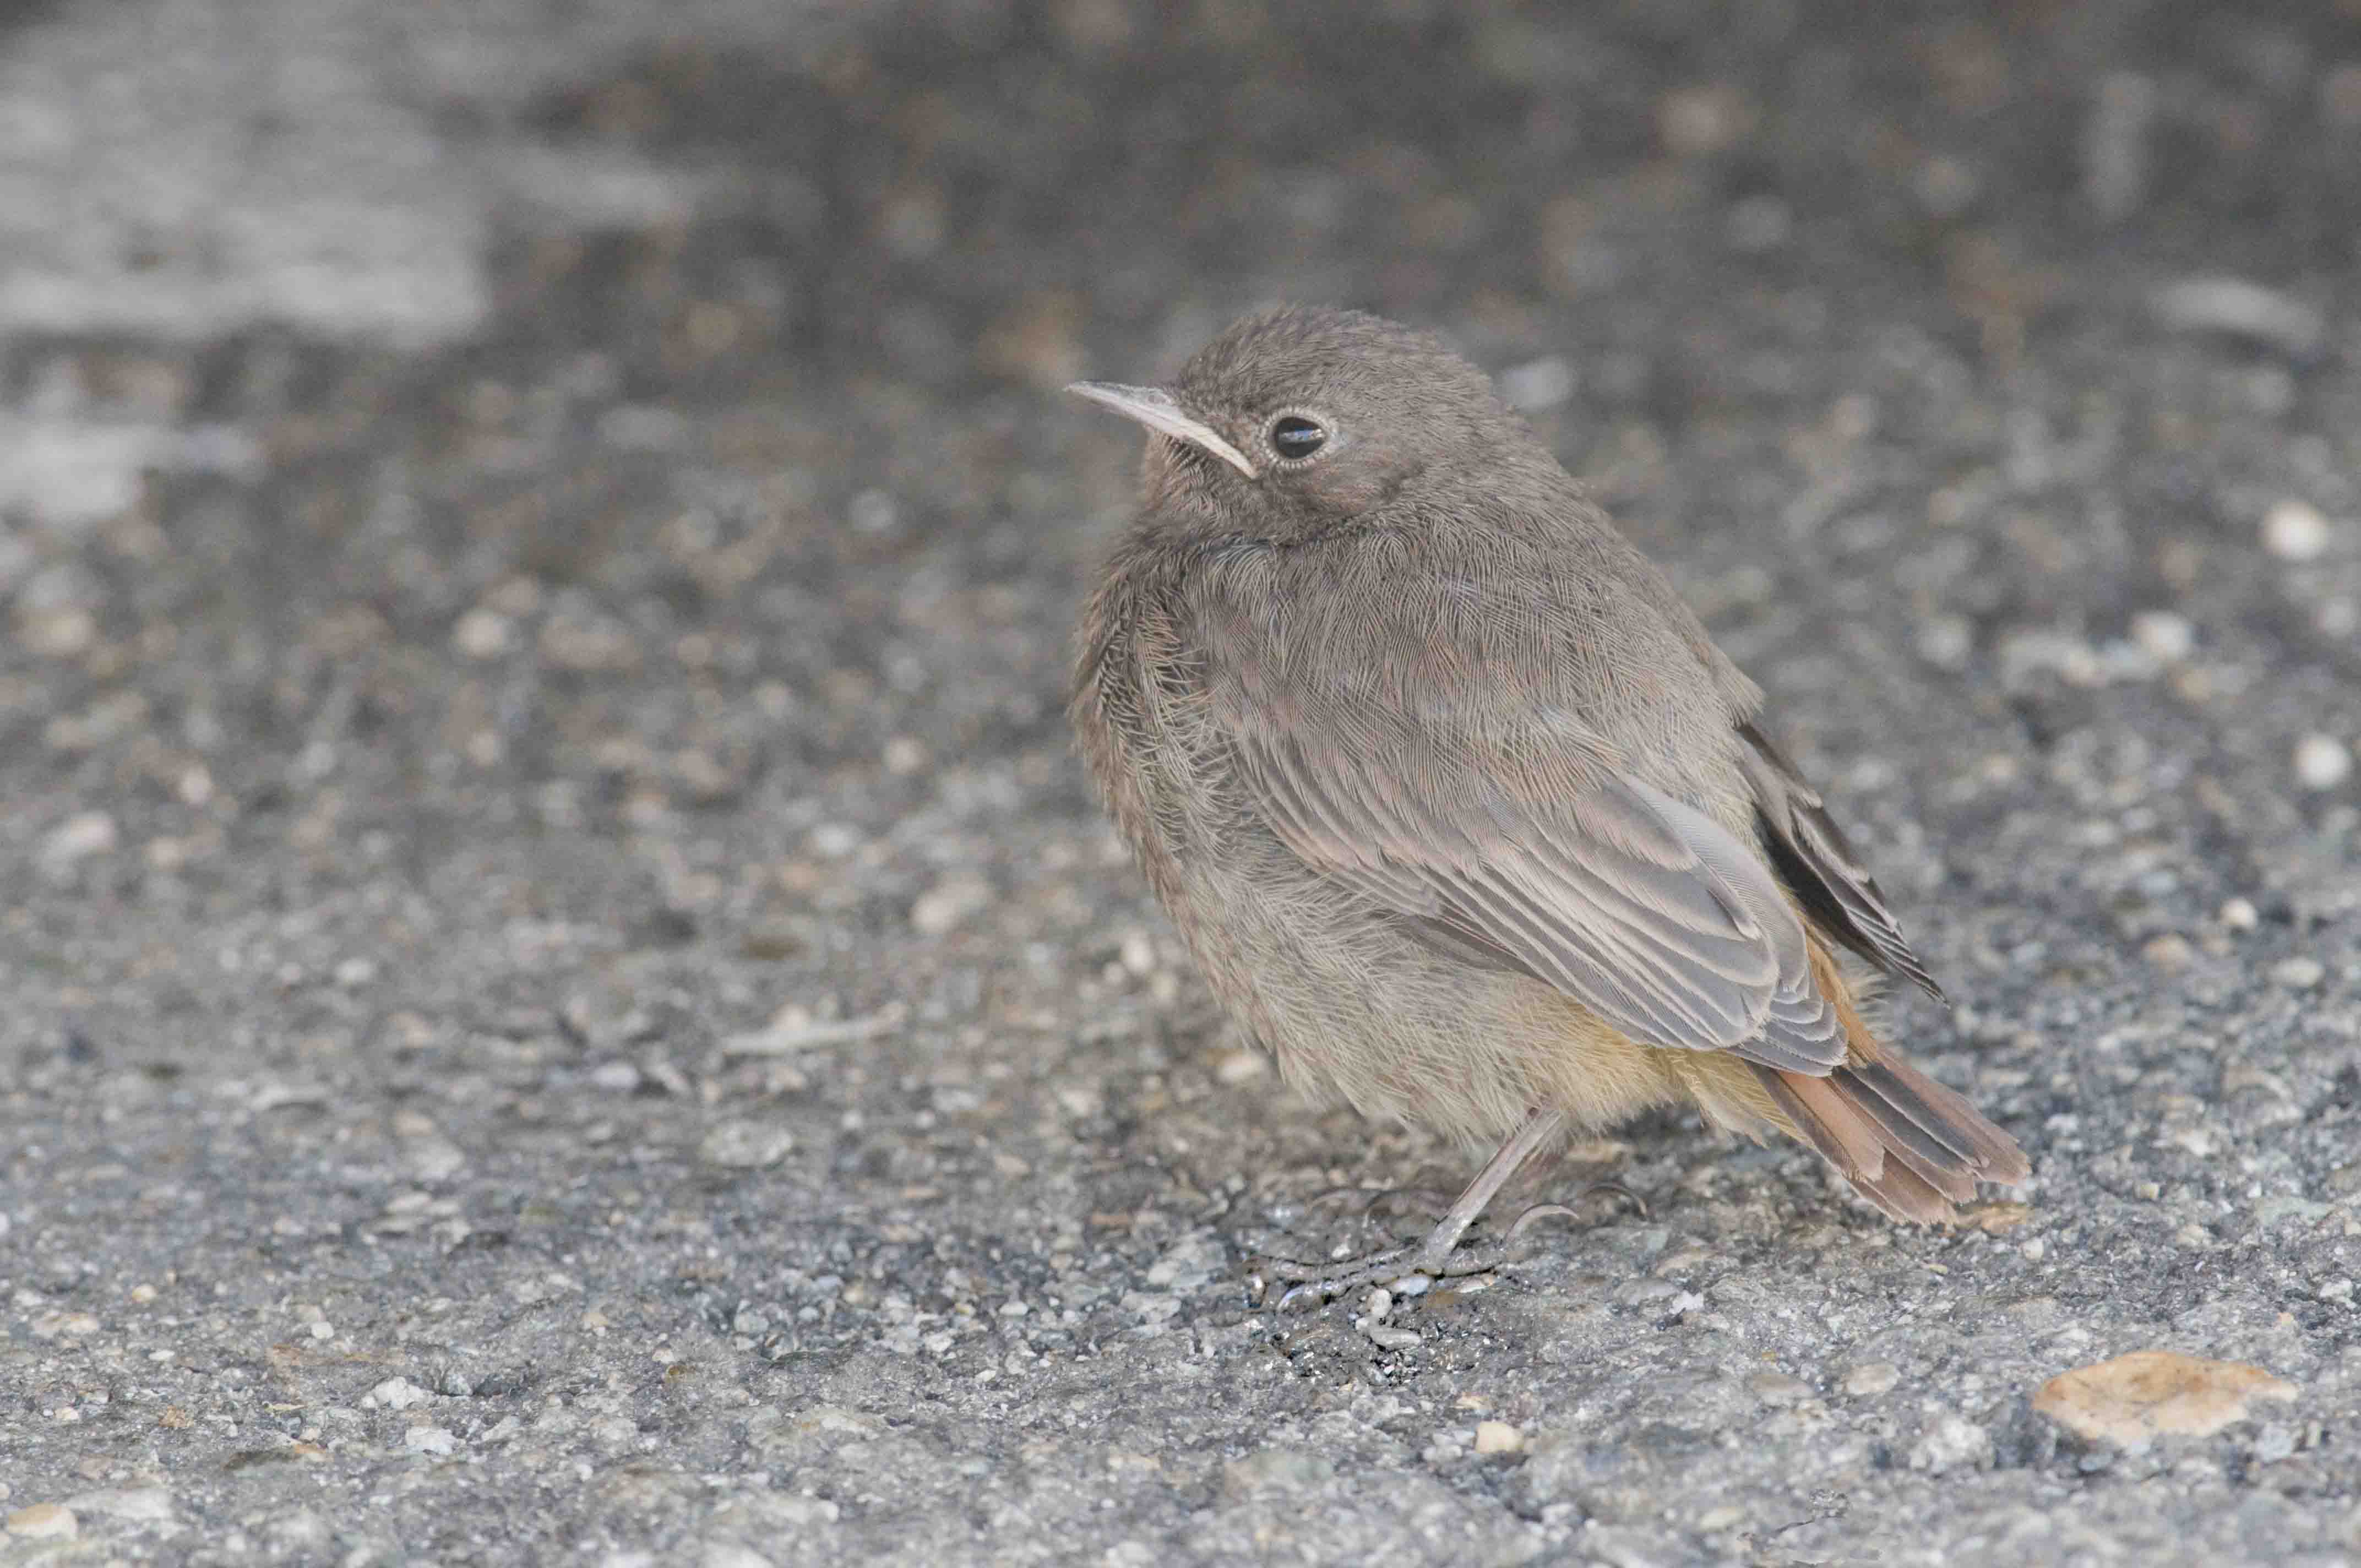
[1270,415,1328,460]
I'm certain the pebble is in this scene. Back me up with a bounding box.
[451,608,514,659]
[404,1426,460,1456]
[1916,614,1973,671]
[589,1061,643,1093]
[699,1120,795,1169]
[1499,356,1576,410]
[2273,957,2325,990]
[2262,499,2332,562]
[367,1377,432,1411]
[5,1504,77,1539]
[2254,1423,2298,1465]
[66,1488,171,1523]
[1473,1420,1524,1454]
[1366,1323,1422,1353]
[39,810,117,870]
[1908,1413,1993,1474]
[2294,733,2352,791]
[1748,1371,1811,1406]
[2151,277,2326,355]
[2141,934,2194,973]
[1841,1362,1901,1397]
[2219,897,2259,932]
[1657,83,1755,156]
[721,1003,904,1057]
[2128,609,2193,663]
[1213,1048,1267,1084]
[910,875,993,936]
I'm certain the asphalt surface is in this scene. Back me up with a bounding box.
[4,2,2360,1564]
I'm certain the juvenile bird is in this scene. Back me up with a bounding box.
[1067,307,2027,1299]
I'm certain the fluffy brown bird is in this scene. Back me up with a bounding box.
[1067,307,2027,1299]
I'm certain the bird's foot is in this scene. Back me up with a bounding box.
[1252,1199,1598,1310]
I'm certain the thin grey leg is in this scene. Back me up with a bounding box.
[1261,1106,1571,1305]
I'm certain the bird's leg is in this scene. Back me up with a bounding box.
[1257,1108,1573,1306]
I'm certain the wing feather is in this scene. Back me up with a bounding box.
[1236,730,1843,1072]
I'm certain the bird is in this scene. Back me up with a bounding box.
[1064,306,2028,1301]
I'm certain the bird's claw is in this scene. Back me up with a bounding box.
[1254,1242,1509,1310]
[1249,1197,1602,1309]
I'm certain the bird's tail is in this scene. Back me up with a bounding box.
[1754,941,2029,1222]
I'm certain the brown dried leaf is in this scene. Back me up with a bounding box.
[2033,1350,2296,1445]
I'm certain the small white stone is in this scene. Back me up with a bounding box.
[2219,897,2260,931]
[65,1488,171,1523]
[807,823,862,858]
[2129,609,2193,663]
[40,811,117,869]
[1909,1413,1992,1474]
[1214,1048,1267,1084]
[5,1504,77,1539]
[369,1377,432,1411]
[589,1061,642,1093]
[404,1426,459,1456]
[1499,357,1576,411]
[2273,957,2326,990]
[1473,1420,1524,1454]
[1917,614,1973,671]
[848,489,899,534]
[1841,1362,1901,1398]
[2294,733,2352,791]
[2262,499,2332,562]
[699,1120,795,1169]
[910,875,992,935]
[451,608,514,659]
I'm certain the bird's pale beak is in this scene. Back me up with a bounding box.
[1064,381,1258,479]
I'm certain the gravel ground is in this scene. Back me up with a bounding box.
[4,2,2360,1564]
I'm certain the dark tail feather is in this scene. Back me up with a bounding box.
[1757,1051,2027,1224]
[1849,1156,1961,1224]
[1843,1054,2030,1185]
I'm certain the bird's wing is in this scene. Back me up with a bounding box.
[1219,702,1846,1075]
[1734,720,1945,1001]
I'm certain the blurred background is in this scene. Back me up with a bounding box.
[4,2,2359,1562]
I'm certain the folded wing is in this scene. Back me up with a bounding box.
[1238,726,1846,1074]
